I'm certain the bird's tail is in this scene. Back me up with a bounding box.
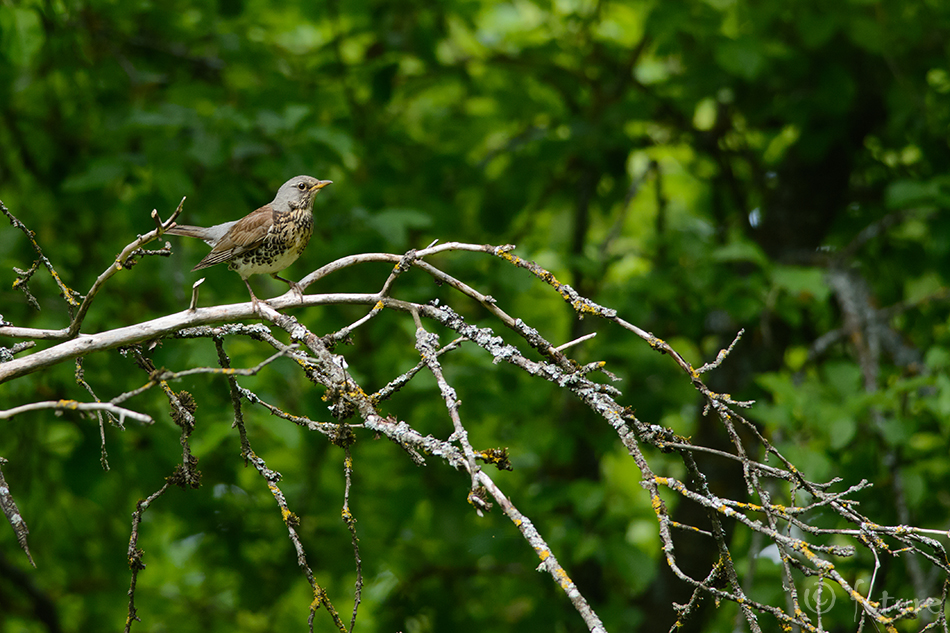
[165,222,236,246]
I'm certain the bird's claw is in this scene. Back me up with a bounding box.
[288,281,305,303]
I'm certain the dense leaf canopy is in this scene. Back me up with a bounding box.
[2,1,950,631]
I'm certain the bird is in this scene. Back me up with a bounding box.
[166,175,332,312]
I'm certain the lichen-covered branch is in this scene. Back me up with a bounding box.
[0,458,34,567]
[4,201,949,632]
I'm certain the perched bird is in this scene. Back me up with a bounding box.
[166,175,332,311]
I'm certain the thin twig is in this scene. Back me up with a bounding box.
[0,400,153,424]
[125,482,171,633]
[0,459,34,567]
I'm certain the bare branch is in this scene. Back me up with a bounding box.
[477,469,608,633]
[0,458,34,567]
[0,197,186,340]
[5,229,948,632]
[554,331,597,351]
[2,199,83,310]
[415,325,484,510]
[0,400,153,425]
[696,328,745,374]
[64,197,186,339]
[125,482,171,633]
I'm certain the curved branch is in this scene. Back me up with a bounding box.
[0,400,153,424]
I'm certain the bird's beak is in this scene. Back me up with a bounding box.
[310,180,332,191]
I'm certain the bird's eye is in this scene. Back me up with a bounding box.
[297,182,307,191]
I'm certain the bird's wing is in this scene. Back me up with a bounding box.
[191,206,273,271]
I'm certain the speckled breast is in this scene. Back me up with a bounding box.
[229,209,314,277]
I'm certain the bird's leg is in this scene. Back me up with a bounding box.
[242,278,264,314]
[272,273,304,303]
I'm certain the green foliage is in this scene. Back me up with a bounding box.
[2,0,950,632]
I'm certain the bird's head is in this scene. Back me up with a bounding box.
[275,175,333,210]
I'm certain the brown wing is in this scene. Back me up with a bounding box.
[191,205,274,271]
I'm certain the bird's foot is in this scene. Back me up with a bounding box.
[273,274,305,304]
[288,281,305,303]
[244,278,270,316]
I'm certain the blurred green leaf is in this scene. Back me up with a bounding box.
[885,179,944,209]
[61,159,127,192]
[361,208,433,248]
[711,240,769,267]
[0,7,44,67]
[771,266,830,302]
[715,37,767,80]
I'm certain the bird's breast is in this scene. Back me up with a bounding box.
[227,209,314,276]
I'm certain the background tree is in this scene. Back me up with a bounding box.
[2,0,950,631]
